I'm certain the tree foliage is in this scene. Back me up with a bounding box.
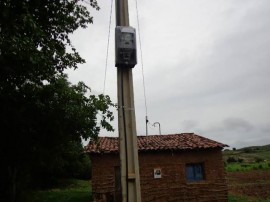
[0,0,99,85]
[0,0,113,201]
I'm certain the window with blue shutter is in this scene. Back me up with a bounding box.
[186,163,205,182]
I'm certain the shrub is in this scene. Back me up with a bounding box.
[255,157,263,163]
[238,158,244,163]
[227,157,237,163]
[243,148,252,153]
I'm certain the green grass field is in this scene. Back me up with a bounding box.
[23,179,92,202]
[226,162,270,172]
[224,144,270,172]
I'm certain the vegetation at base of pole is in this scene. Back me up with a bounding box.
[21,179,92,202]
[0,0,114,201]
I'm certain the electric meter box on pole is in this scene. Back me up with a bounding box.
[115,26,137,68]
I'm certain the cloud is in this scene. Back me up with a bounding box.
[181,120,198,132]
[261,125,270,134]
[69,0,270,148]
[223,118,254,132]
[199,118,270,148]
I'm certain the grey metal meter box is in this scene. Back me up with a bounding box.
[115,26,137,68]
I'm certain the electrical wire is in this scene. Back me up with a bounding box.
[103,0,114,94]
[135,0,148,119]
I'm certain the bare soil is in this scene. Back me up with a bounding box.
[228,170,270,200]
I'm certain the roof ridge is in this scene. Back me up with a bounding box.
[85,133,228,154]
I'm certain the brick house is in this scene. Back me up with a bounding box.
[85,133,228,202]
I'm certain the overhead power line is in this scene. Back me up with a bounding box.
[135,0,149,135]
[103,0,114,94]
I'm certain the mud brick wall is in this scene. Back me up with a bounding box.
[90,149,227,202]
[91,153,119,201]
[139,149,227,202]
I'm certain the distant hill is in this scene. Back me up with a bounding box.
[238,144,270,152]
[223,144,270,163]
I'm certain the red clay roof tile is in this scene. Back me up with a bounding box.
[85,133,227,154]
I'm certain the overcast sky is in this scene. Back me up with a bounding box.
[66,0,270,149]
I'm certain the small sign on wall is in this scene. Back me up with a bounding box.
[154,168,162,179]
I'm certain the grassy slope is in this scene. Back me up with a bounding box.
[224,144,270,160]
[223,144,270,172]
[225,145,270,201]
[24,179,92,202]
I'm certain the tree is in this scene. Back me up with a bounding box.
[0,1,113,201]
[0,0,99,85]
[24,75,114,185]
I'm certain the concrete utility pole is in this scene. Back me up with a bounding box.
[115,0,141,201]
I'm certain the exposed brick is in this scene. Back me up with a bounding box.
[90,149,228,202]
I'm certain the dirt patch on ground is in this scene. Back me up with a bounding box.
[227,170,270,200]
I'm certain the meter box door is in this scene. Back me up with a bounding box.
[115,26,137,68]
